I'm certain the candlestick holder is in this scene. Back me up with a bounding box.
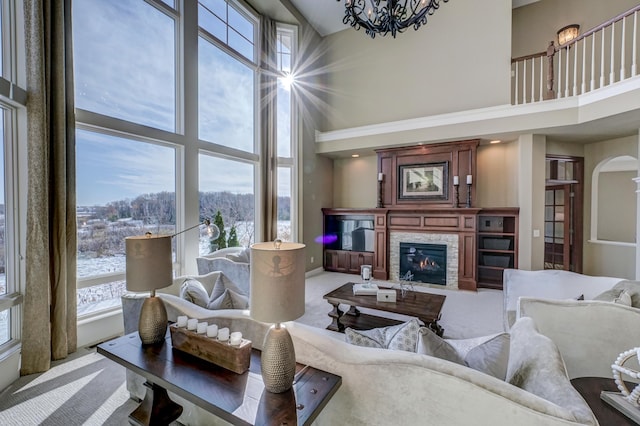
[377,180,384,208]
[466,183,472,208]
[454,185,460,207]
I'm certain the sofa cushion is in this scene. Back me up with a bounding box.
[179,279,209,308]
[226,247,250,263]
[210,273,248,301]
[593,288,632,306]
[416,328,464,364]
[464,333,510,380]
[506,317,596,425]
[207,288,249,310]
[610,280,640,307]
[345,319,420,352]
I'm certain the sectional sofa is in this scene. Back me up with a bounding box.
[121,272,601,425]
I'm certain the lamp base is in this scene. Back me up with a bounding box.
[261,323,296,393]
[138,296,168,345]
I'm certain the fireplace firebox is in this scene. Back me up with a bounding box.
[399,242,447,285]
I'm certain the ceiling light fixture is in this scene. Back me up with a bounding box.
[338,0,449,39]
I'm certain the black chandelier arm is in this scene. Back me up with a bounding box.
[338,0,448,38]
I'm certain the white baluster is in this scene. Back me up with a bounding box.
[565,47,570,97]
[600,26,606,88]
[539,55,543,101]
[621,16,627,80]
[530,58,535,102]
[514,62,519,104]
[632,11,638,76]
[558,48,563,98]
[581,37,586,94]
[523,58,527,103]
[573,40,578,95]
[610,21,616,85]
[590,32,596,91]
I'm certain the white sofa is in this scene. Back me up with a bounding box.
[196,246,249,294]
[502,268,625,330]
[122,275,599,426]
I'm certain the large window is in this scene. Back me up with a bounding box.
[73,0,297,317]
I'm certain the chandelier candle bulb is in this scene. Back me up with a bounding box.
[187,318,198,331]
[206,324,218,338]
[196,322,208,334]
[453,176,459,186]
[176,316,188,328]
[466,175,472,185]
[218,327,230,342]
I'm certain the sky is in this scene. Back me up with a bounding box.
[73,0,291,206]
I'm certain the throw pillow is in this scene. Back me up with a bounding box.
[345,319,421,352]
[594,288,633,306]
[506,317,595,425]
[226,247,250,263]
[179,279,209,308]
[207,288,250,310]
[464,333,510,380]
[210,273,247,301]
[611,280,640,307]
[416,328,465,365]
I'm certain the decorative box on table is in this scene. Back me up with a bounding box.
[169,324,251,374]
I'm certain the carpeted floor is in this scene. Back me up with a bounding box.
[0,271,504,425]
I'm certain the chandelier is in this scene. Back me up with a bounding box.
[338,0,449,38]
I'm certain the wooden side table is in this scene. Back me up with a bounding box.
[98,331,341,426]
[571,377,638,426]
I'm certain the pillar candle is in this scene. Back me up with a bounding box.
[466,175,472,185]
[176,316,188,328]
[218,327,230,342]
[196,321,208,334]
[230,331,242,346]
[378,173,384,182]
[453,176,459,186]
[206,324,218,338]
[187,318,198,331]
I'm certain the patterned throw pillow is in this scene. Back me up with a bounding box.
[179,279,209,308]
[344,319,421,352]
[210,273,247,301]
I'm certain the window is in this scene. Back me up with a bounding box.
[198,154,255,255]
[73,1,300,322]
[75,130,176,315]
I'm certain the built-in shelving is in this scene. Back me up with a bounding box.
[477,209,519,289]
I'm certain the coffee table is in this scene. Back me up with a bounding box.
[323,282,446,336]
[97,331,341,426]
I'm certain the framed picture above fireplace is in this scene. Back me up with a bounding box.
[398,162,448,201]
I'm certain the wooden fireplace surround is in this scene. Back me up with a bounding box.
[323,139,484,291]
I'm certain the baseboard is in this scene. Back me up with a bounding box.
[305,267,324,278]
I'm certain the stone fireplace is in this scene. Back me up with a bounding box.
[390,231,459,289]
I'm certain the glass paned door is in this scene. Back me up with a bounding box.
[544,185,573,270]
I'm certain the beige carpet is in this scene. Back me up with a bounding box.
[298,271,504,339]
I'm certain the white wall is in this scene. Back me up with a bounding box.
[322,0,512,132]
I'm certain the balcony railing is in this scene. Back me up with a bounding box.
[512,5,640,105]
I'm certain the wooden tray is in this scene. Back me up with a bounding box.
[169,324,251,374]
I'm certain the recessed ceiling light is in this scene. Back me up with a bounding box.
[490,140,502,144]
[351,154,360,158]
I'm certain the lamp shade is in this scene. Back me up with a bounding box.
[125,234,173,292]
[250,242,305,324]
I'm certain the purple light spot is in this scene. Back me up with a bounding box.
[315,234,337,245]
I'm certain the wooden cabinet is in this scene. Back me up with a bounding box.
[324,249,374,274]
[322,208,377,277]
[477,209,519,289]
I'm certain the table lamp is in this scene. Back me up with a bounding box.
[250,240,306,393]
[125,234,173,345]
